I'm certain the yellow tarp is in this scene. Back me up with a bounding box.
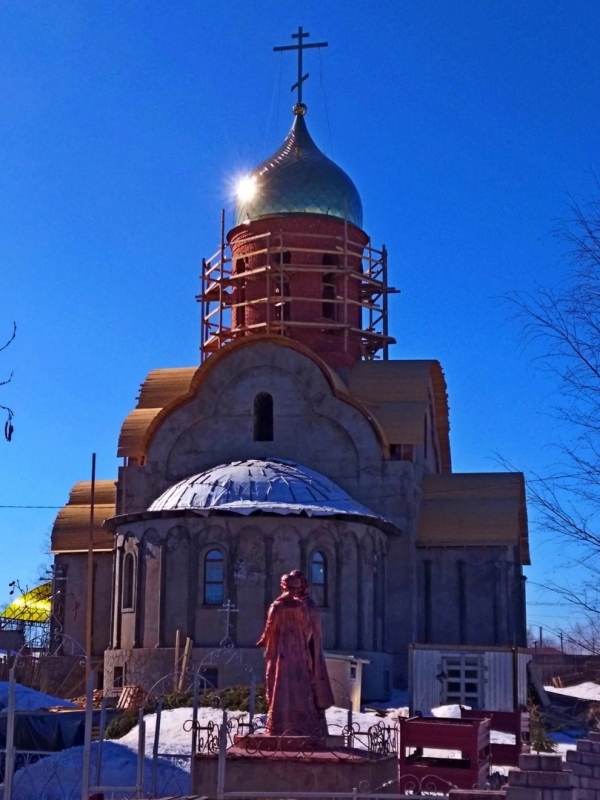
[0,582,52,623]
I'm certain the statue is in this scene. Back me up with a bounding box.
[257,569,335,738]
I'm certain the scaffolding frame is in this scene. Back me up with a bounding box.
[198,213,397,363]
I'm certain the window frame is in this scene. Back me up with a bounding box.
[254,392,274,441]
[310,550,328,607]
[121,551,136,612]
[203,548,225,606]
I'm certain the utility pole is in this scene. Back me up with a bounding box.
[85,453,96,681]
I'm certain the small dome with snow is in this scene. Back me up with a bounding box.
[148,458,383,524]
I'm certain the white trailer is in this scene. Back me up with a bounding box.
[409,643,533,713]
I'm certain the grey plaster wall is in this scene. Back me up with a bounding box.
[103,645,395,702]
[113,340,421,687]
[112,517,388,654]
[415,545,526,647]
[52,552,113,658]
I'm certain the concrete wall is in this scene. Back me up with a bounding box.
[52,552,113,658]
[415,545,526,648]
[108,514,395,700]
[103,645,393,702]
[116,340,420,687]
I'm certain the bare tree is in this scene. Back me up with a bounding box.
[508,181,600,621]
[0,321,16,441]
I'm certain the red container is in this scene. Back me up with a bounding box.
[399,716,491,791]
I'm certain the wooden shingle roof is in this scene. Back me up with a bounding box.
[417,472,530,564]
[50,479,116,553]
[348,360,451,472]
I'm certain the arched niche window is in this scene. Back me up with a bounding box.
[204,549,224,605]
[310,551,327,607]
[254,392,273,441]
[322,273,336,320]
[122,552,135,611]
[235,258,246,329]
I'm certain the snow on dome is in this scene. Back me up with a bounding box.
[148,458,387,525]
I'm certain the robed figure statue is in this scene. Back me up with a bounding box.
[257,569,335,738]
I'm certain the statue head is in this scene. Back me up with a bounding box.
[280,569,309,598]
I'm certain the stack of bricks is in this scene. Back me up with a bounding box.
[505,753,577,800]
[566,731,600,800]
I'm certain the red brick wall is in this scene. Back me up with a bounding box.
[228,215,369,369]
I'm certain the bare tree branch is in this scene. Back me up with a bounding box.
[0,322,16,441]
[506,180,600,620]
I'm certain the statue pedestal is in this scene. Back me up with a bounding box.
[193,737,397,799]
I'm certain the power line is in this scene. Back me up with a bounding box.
[0,505,62,509]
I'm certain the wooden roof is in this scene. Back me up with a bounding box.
[348,360,451,471]
[50,480,116,553]
[417,472,530,564]
[117,368,196,458]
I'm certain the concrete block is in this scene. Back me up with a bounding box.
[530,772,575,789]
[566,751,582,763]
[449,791,506,800]
[589,732,600,743]
[579,741,594,753]
[550,790,576,800]
[506,786,543,800]
[580,753,600,767]
[520,755,542,771]
[509,771,532,787]
[579,777,600,790]
[591,743,600,755]
[570,763,594,777]
[539,755,565,772]
[576,790,597,800]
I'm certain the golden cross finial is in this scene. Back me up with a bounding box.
[273,26,328,112]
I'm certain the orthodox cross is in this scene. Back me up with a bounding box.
[273,26,328,107]
[217,599,238,647]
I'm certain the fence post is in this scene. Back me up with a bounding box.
[249,672,256,733]
[94,693,108,787]
[81,668,94,800]
[3,665,16,800]
[216,708,227,800]
[189,672,200,796]
[150,697,162,799]
[136,707,145,798]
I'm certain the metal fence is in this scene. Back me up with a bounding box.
[0,663,455,800]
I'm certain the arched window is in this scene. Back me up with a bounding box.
[122,552,135,611]
[322,273,336,320]
[311,551,327,607]
[204,550,224,605]
[254,392,273,441]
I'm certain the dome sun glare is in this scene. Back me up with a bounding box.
[237,175,257,202]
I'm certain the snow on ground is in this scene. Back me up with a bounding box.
[119,705,398,755]
[0,682,75,712]
[7,700,591,798]
[545,682,600,701]
[10,740,189,800]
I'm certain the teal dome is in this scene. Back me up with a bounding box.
[234,112,363,228]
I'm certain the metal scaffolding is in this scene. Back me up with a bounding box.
[198,213,397,363]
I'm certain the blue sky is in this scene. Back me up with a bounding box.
[0,0,598,634]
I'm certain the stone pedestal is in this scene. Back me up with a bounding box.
[194,739,397,799]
